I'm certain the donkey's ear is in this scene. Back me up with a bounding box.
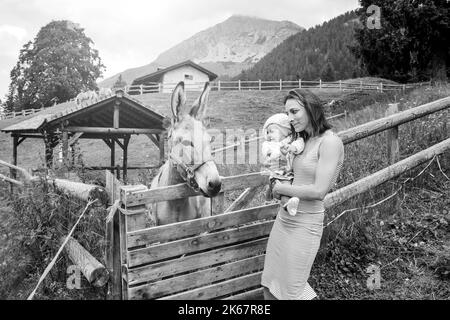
[189,82,211,120]
[171,81,187,122]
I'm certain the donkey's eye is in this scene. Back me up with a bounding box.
[210,136,215,143]
[181,139,194,147]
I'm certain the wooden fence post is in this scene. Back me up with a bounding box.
[158,83,162,93]
[319,79,322,89]
[218,80,221,92]
[380,83,383,93]
[106,201,122,300]
[339,80,342,91]
[299,79,302,88]
[386,103,399,164]
[280,79,282,91]
[360,81,363,91]
[238,80,241,91]
[259,79,261,91]
[139,84,143,95]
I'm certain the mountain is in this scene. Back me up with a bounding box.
[234,10,366,82]
[99,15,303,87]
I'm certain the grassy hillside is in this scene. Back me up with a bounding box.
[0,86,401,181]
[0,84,448,299]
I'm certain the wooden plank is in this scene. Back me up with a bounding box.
[128,220,273,267]
[105,170,123,205]
[224,187,259,213]
[211,191,224,215]
[158,272,262,300]
[128,255,265,300]
[127,203,278,248]
[122,172,269,206]
[224,287,264,300]
[111,205,122,299]
[325,138,450,209]
[127,238,268,285]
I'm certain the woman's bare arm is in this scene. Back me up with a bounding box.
[273,134,344,201]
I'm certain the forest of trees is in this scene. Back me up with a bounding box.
[351,0,449,82]
[235,11,367,82]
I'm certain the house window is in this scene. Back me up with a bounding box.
[184,74,193,80]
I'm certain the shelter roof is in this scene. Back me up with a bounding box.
[1,91,167,134]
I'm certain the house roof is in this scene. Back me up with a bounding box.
[1,91,167,134]
[132,60,218,85]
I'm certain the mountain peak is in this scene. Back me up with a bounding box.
[99,15,303,87]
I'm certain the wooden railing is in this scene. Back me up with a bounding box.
[106,96,449,300]
[0,108,42,120]
[122,80,432,95]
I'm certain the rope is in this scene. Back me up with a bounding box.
[324,155,439,228]
[26,199,97,300]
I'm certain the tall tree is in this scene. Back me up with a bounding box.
[350,0,449,82]
[6,20,105,111]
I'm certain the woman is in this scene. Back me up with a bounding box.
[261,88,345,300]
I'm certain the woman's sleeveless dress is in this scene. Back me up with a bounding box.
[261,130,344,300]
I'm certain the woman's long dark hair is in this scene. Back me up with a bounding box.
[284,88,331,142]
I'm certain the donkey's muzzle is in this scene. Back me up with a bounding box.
[206,178,222,197]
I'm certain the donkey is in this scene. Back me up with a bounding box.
[149,81,222,225]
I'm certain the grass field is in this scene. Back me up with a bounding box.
[0,82,448,300]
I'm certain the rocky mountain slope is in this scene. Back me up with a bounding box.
[99,15,303,87]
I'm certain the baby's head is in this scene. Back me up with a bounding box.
[263,113,291,142]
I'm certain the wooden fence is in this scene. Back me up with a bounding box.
[0,108,42,120]
[105,97,449,300]
[123,80,432,95]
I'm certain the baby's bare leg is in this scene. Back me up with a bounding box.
[278,180,291,206]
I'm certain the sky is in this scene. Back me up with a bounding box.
[0,0,359,100]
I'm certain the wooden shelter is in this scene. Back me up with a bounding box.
[1,90,167,183]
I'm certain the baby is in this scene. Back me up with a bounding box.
[261,113,305,216]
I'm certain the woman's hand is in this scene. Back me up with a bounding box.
[272,180,282,199]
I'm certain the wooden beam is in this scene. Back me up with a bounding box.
[63,127,163,135]
[325,138,450,209]
[146,134,159,147]
[103,139,112,149]
[11,134,44,139]
[62,131,69,165]
[224,187,259,213]
[68,132,83,146]
[0,173,24,187]
[113,102,120,129]
[123,136,130,184]
[113,138,124,150]
[17,137,26,146]
[338,96,450,144]
[63,236,109,287]
[52,179,109,206]
[11,136,18,180]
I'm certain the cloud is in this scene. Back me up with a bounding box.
[0,0,360,98]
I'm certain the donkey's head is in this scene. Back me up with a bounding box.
[166,81,221,197]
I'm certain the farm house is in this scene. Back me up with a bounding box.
[131,60,218,93]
